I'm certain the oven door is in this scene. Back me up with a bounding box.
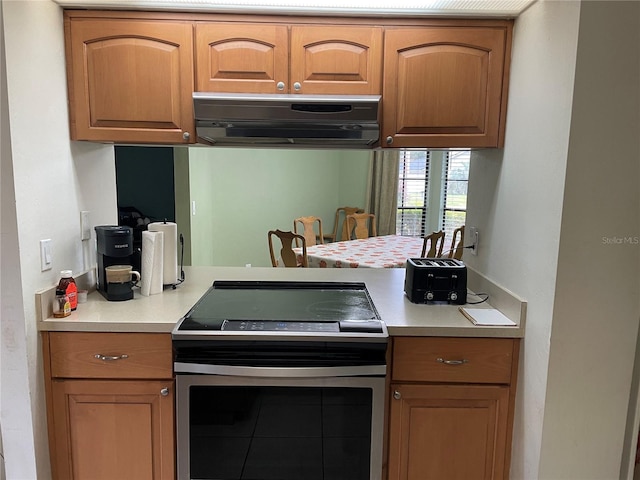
[176,367,386,480]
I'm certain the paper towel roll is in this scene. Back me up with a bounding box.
[148,221,179,286]
[141,231,164,296]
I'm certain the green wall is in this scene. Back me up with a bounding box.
[185,147,371,266]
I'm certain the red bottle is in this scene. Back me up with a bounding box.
[58,270,78,311]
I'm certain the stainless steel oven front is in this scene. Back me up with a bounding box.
[175,364,386,480]
[172,281,388,480]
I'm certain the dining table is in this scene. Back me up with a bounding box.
[295,235,425,268]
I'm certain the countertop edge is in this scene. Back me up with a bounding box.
[386,325,523,338]
[37,321,175,333]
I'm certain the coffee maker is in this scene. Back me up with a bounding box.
[95,225,135,301]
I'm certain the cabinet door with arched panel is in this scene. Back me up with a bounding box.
[66,15,195,144]
[195,23,382,95]
[195,23,289,94]
[290,25,382,95]
[382,24,512,148]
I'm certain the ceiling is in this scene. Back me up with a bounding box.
[53,0,537,17]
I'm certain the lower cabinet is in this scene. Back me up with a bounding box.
[50,379,174,480]
[42,332,519,480]
[42,332,175,480]
[387,337,520,480]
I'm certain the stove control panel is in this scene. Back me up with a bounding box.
[222,320,340,332]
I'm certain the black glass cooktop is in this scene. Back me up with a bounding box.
[176,281,380,332]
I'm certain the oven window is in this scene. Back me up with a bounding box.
[190,386,373,480]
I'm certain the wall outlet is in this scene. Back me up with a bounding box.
[469,227,479,256]
[40,239,52,271]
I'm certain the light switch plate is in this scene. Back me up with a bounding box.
[80,211,91,240]
[40,239,52,271]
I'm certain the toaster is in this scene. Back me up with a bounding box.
[404,258,467,304]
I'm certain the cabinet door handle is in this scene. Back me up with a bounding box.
[160,387,170,397]
[277,81,285,91]
[393,390,401,400]
[94,354,128,361]
[386,136,393,145]
[183,132,190,141]
[293,82,301,91]
[436,357,468,365]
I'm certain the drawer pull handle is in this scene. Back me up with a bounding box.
[94,354,129,362]
[160,387,170,397]
[436,357,468,366]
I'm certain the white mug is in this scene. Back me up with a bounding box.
[106,265,140,285]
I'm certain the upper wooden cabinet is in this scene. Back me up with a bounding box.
[62,12,513,147]
[290,26,383,95]
[65,15,195,144]
[195,23,382,94]
[195,23,288,94]
[382,25,512,148]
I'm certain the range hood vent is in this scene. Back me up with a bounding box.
[193,92,381,148]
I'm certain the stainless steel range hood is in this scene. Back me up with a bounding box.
[193,92,381,148]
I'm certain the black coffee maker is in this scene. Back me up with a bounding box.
[95,225,134,301]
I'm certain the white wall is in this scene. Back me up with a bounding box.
[1,2,37,477]
[1,1,117,478]
[466,0,640,478]
[465,1,581,477]
[538,2,640,477]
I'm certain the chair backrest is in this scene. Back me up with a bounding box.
[293,216,324,247]
[447,225,465,260]
[346,213,377,240]
[268,230,308,267]
[421,230,445,257]
[326,206,364,242]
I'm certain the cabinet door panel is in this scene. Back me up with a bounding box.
[290,26,382,94]
[51,379,174,480]
[196,23,288,93]
[68,19,194,143]
[396,44,488,131]
[388,384,509,480]
[86,39,179,126]
[383,27,508,148]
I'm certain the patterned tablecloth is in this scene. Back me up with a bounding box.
[296,235,424,268]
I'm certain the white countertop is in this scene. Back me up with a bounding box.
[37,266,525,337]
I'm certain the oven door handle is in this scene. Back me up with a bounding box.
[174,362,386,377]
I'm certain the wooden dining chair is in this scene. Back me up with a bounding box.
[421,230,445,257]
[268,230,308,267]
[324,206,364,243]
[346,213,377,240]
[293,216,324,247]
[447,225,465,260]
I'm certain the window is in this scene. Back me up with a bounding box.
[442,150,470,238]
[396,149,470,239]
[396,150,431,237]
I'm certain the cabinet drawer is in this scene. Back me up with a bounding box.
[392,337,515,384]
[49,332,172,379]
